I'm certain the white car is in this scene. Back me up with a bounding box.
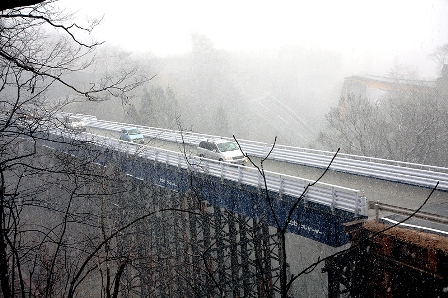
[197,139,248,165]
[64,116,86,131]
[55,114,86,131]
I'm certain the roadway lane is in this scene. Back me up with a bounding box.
[261,159,448,219]
[87,127,448,219]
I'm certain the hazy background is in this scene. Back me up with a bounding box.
[56,0,448,147]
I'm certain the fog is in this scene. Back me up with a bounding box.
[59,1,448,60]
[57,0,448,149]
[2,2,448,297]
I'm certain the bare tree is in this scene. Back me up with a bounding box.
[0,1,149,297]
[319,87,448,166]
[318,93,386,157]
[429,44,448,72]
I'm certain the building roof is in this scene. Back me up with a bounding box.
[344,75,437,92]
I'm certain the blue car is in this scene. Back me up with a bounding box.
[119,127,144,144]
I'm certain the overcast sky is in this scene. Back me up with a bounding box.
[58,0,448,76]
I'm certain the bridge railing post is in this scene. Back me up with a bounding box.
[331,187,336,214]
[359,191,367,216]
[375,200,379,222]
[154,150,159,164]
[279,175,284,198]
[220,162,224,182]
[302,182,308,207]
[238,166,243,187]
[177,154,182,171]
[354,191,359,217]
[257,172,263,194]
[165,150,169,168]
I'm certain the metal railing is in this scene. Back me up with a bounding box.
[51,129,366,216]
[369,201,448,224]
[78,116,448,192]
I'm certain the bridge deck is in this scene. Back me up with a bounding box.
[86,123,448,221]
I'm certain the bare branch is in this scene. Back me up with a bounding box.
[0,0,45,11]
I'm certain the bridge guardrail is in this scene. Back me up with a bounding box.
[51,129,366,216]
[78,116,448,192]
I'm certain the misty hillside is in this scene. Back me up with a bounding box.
[61,41,347,147]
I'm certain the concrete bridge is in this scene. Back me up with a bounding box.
[26,113,447,297]
[53,114,448,245]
